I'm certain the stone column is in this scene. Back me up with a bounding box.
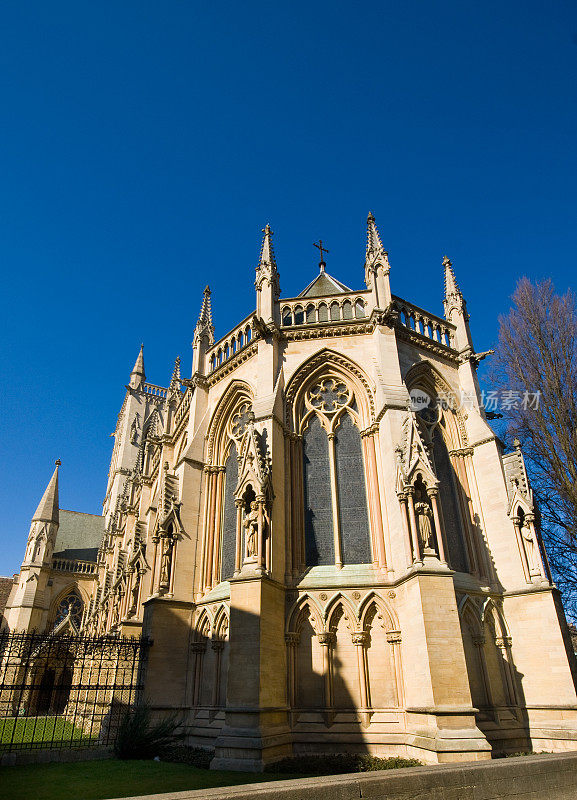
[211,639,226,710]
[285,632,300,726]
[496,635,518,707]
[327,434,343,568]
[352,631,371,726]
[398,493,414,567]
[234,499,243,575]
[318,631,335,725]
[472,633,493,709]
[361,430,388,570]
[386,630,404,707]
[211,467,225,585]
[406,487,421,563]
[190,641,206,711]
[428,487,447,564]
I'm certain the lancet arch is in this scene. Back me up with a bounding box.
[206,380,254,465]
[285,351,383,572]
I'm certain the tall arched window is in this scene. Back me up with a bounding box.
[302,378,372,567]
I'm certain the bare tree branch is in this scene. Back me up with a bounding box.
[489,278,577,618]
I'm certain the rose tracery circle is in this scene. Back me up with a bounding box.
[308,379,351,414]
[230,401,252,439]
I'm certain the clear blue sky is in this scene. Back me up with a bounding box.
[1,1,576,575]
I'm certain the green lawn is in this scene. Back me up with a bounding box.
[0,759,305,800]
[0,717,95,749]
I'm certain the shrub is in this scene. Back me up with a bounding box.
[265,753,422,775]
[114,702,187,760]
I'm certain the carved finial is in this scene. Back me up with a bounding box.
[55,459,61,467]
[513,437,521,450]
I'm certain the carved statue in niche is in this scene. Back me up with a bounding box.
[415,501,435,552]
[159,535,174,587]
[243,501,259,559]
[129,571,140,615]
[520,517,539,575]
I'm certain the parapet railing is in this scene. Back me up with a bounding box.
[280,290,370,327]
[207,312,256,373]
[51,558,97,575]
[143,382,168,399]
[174,387,192,429]
[392,296,456,348]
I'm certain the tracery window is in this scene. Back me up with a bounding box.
[54,591,83,629]
[302,378,372,567]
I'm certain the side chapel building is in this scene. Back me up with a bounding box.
[4,214,577,768]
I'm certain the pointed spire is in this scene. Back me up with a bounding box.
[129,344,146,389]
[255,224,281,323]
[170,355,181,388]
[364,212,391,307]
[443,255,463,303]
[259,224,277,271]
[366,211,385,258]
[168,356,181,401]
[255,224,280,304]
[194,286,215,347]
[33,461,60,524]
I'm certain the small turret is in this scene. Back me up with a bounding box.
[364,212,391,309]
[24,461,60,566]
[255,224,280,326]
[192,286,214,375]
[129,344,146,390]
[443,256,473,354]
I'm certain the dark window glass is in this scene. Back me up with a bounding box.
[334,414,372,564]
[432,428,468,571]
[303,416,334,566]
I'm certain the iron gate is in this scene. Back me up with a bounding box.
[0,631,150,752]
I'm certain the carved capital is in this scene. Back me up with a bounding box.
[351,631,370,647]
[190,642,207,654]
[386,630,402,645]
[285,632,301,647]
[317,631,336,647]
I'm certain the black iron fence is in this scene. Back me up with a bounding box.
[0,631,150,752]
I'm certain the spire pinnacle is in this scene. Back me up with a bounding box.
[259,224,277,271]
[32,462,60,524]
[364,212,391,305]
[194,285,214,345]
[443,255,462,302]
[170,356,181,389]
[366,211,385,258]
[255,223,280,305]
[129,344,146,389]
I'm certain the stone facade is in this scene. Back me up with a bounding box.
[4,214,577,768]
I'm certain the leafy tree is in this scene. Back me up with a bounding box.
[489,278,577,618]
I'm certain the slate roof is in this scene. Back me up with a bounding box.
[0,576,14,621]
[52,510,105,563]
[298,271,352,298]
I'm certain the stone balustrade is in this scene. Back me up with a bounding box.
[393,296,455,348]
[51,557,97,575]
[207,313,256,373]
[281,291,370,327]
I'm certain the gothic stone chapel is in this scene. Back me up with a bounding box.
[5,214,577,769]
